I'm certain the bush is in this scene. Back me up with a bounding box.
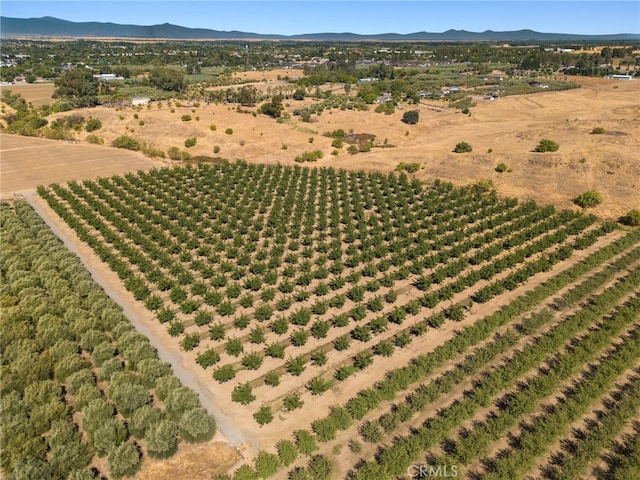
[295,150,324,163]
[573,190,602,209]
[113,135,140,151]
[621,209,640,226]
[86,134,104,145]
[225,128,233,135]
[184,137,197,148]
[396,162,420,173]
[534,138,559,152]
[232,382,256,405]
[180,333,201,351]
[181,114,192,121]
[253,404,273,425]
[401,110,419,124]
[591,127,605,134]
[495,163,511,173]
[167,147,182,160]
[213,364,236,382]
[264,371,280,386]
[85,118,102,132]
[453,142,472,153]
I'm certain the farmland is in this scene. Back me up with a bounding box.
[0,200,238,480]
[1,36,639,480]
[33,161,640,479]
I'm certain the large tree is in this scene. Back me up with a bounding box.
[53,68,98,107]
[148,67,184,92]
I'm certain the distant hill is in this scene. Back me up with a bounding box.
[1,16,638,41]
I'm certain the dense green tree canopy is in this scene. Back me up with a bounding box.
[148,67,184,92]
[53,68,98,107]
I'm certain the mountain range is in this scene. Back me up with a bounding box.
[1,16,638,41]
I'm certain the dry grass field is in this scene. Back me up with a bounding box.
[0,81,56,107]
[4,70,635,219]
[0,133,160,198]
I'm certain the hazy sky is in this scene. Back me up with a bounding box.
[2,1,639,36]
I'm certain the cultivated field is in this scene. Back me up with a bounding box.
[33,161,640,479]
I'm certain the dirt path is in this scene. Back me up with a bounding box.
[23,190,261,457]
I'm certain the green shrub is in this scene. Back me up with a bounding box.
[232,382,256,405]
[295,150,324,163]
[184,137,197,148]
[396,162,420,173]
[85,118,102,132]
[225,128,233,135]
[168,147,181,160]
[495,163,510,173]
[401,110,419,124]
[375,102,395,114]
[86,134,103,145]
[573,190,602,208]
[590,127,605,134]
[181,114,192,121]
[253,405,273,425]
[113,135,140,151]
[453,141,472,153]
[534,138,559,152]
[621,209,640,226]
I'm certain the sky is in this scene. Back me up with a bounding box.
[1,1,638,36]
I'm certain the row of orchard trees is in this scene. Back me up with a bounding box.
[35,162,618,424]
[0,200,216,479]
[221,228,640,480]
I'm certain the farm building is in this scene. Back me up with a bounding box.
[132,97,150,106]
[606,74,633,80]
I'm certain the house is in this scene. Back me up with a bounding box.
[529,81,549,88]
[606,74,633,81]
[376,93,393,103]
[93,73,124,81]
[132,97,150,106]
